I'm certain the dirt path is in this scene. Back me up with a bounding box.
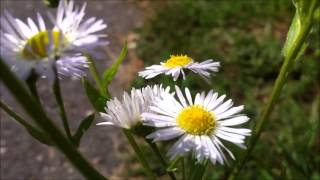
[0,1,145,179]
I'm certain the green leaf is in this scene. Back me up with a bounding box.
[82,78,107,112]
[282,13,301,58]
[73,113,95,147]
[166,156,181,172]
[102,42,128,88]
[293,0,312,19]
[27,127,52,146]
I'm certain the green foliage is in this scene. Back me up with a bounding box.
[26,127,52,146]
[102,42,128,90]
[73,113,95,147]
[82,79,108,112]
[134,0,320,179]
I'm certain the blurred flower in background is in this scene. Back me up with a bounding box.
[0,0,107,80]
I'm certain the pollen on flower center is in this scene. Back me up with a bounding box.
[22,31,63,60]
[163,55,192,68]
[177,105,216,135]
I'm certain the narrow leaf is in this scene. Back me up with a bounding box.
[82,78,107,112]
[27,127,52,146]
[73,113,95,147]
[167,156,181,172]
[282,13,301,58]
[102,42,128,88]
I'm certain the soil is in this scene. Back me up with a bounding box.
[0,0,147,179]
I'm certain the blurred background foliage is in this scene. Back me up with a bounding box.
[130,0,320,179]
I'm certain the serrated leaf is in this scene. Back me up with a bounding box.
[82,78,107,112]
[73,113,95,147]
[102,42,128,88]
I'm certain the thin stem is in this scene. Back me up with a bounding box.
[53,67,73,141]
[228,0,318,179]
[0,100,51,145]
[0,100,42,133]
[181,158,185,180]
[0,59,107,180]
[190,160,208,180]
[167,156,182,172]
[26,72,40,102]
[123,129,157,180]
[145,139,176,180]
[86,55,106,96]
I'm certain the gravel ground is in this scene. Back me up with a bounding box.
[0,0,145,179]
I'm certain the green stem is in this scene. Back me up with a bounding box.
[0,100,52,145]
[190,159,208,180]
[123,129,157,180]
[0,100,41,133]
[145,139,176,180]
[181,158,186,180]
[228,1,318,179]
[53,67,73,141]
[0,59,107,180]
[26,72,40,102]
[86,55,106,96]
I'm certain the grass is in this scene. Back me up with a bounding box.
[130,0,319,179]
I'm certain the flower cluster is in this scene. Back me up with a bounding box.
[1,0,251,170]
[0,0,107,80]
[99,54,251,165]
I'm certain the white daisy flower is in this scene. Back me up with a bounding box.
[1,11,57,79]
[138,55,220,81]
[98,85,170,129]
[142,86,251,165]
[0,11,89,80]
[53,0,108,52]
[0,0,108,80]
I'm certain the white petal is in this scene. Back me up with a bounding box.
[147,127,184,141]
[175,85,187,107]
[218,116,250,126]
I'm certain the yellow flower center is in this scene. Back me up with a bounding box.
[163,55,192,68]
[177,105,216,135]
[22,31,64,60]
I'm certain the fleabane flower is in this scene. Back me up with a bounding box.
[0,11,66,79]
[138,55,220,81]
[54,0,108,52]
[0,0,108,80]
[142,86,251,165]
[98,85,170,129]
